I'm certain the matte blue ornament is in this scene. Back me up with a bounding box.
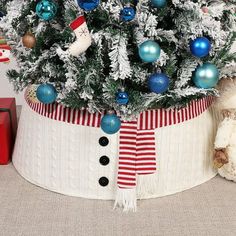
[139,40,161,63]
[120,6,136,22]
[151,0,167,8]
[190,37,211,58]
[36,0,57,21]
[116,90,129,105]
[76,0,100,11]
[148,73,170,94]
[193,63,219,89]
[36,84,57,104]
[101,113,121,135]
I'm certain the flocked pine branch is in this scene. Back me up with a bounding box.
[0,0,235,119]
[109,34,132,81]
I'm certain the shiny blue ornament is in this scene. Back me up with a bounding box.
[139,40,161,63]
[148,73,170,94]
[116,91,129,105]
[120,6,136,22]
[190,37,211,58]
[151,0,167,8]
[36,84,57,104]
[193,63,219,89]
[36,0,57,21]
[101,113,121,135]
[76,0,100,11]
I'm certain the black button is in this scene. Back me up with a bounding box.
[99,177,109,187]
[99,137,109,146]
[99,156,110,166]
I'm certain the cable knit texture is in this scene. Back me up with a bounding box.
[12,99,217,201]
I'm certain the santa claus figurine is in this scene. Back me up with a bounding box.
[0,37,11,63]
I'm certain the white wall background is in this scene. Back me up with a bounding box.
[0,42,236,105]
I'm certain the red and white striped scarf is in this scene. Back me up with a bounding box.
[25,94,214,211]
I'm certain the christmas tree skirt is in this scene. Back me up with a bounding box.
[13,98,217,200]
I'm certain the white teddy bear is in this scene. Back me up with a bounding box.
[214,78,236,181]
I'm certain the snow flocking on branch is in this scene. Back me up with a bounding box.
[173,0,230,52]
[0,0,25,44]
[175,58,200,88]
[101,0,122,21]
[109,34,132,81]
[1,0,235,119]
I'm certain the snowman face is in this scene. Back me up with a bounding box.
[0,48,10,58]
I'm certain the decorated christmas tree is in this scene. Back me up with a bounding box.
[1,0,236,212]
[0,0,235,126]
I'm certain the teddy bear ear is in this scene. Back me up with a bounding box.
[213,77,236,112]
[217,77,236,92]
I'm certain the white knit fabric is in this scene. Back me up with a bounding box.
[13,101,217,200]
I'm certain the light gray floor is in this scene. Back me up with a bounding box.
[0,164,235,236]
[0,106,235,236]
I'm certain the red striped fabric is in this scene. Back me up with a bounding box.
[25,95,213,131]
[118,121,137,188]
[117,127,157,189]
[26,98,102,128]
[137,96,214,130]
[25,93,214,189]
[136,130,156,175]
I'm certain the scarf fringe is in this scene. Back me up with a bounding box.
[114,188,137,212]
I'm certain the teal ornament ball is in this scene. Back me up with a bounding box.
[193,63,219,89]
[36,84,57,104]
[151,0,167,8]
[139,40,161,63]
[101,113,121,135]
[36,0,57,21]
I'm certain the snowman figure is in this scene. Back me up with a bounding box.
[0,37,11,63]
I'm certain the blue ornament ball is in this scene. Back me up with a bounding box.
[120,6,136,22]
[101,113,121,135]
[151,0,167,8]
[139,40,161,63]
[36,84,57,104]
[76,0,100,11]
[193,63,219,89]
[148,73,170,94]
[36,0,57,21]
[190,37,211,58]
[116,91,129,105]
